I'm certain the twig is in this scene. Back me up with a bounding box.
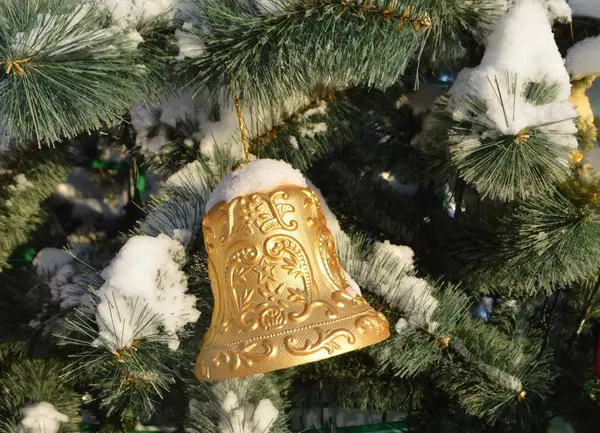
[562,278,600,363]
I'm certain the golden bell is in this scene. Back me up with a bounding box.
[195,184,390,381]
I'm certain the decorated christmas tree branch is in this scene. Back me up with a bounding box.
[503,183,600,287]
[442,168,600,293]
[61,312,182,416]
[424,81,576,203]
[59,233,201,417]
[436,321,553,423]
[139,87,390,235]
[375,289,552,424]
[138,149,239,247]
[56,154,234,418]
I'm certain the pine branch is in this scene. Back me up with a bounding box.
[137,149,238,246]
[141,115,207,179]
[424,79,576,202]
[60,304,184,417]
[251,89,363,171]
[372,287,554,425]
[504,184,600,288]
[0,0,148,143]
[425,179,600,295]
[184,0,431,109]
[183,0,507,109]
[337,234,553,425]
[0,146,70,271]
[0,359,81,433]
[417,0,506,71]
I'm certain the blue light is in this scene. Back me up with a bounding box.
[475,304,489,321]
[439,73,455,83]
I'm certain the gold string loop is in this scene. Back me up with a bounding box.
[569,20,574,43]
[231,85,250,164]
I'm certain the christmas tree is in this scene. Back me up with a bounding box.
[2,0,600,432]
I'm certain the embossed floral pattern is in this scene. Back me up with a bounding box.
[257,283,289,330]
[196,186,389,381]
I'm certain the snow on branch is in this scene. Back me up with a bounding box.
[100,0,174,27]
[186,0,430,110]
[93,234,200,351]
[137,152,238,247]
[569,0,600,18]
[131,88,312,162]
[335,233,439,332]
[17,402,69,433]
[566,35,600,79]
[187,376,287,433]
[425,0,579,201]
[218,389,279,433]
[450,0,575,138]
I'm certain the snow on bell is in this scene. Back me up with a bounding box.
[195,159,390,381]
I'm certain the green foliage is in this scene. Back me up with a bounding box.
[134,21,182,103]
[334,233,554,427]
[523,81,561,106]
[437,323,554,426]
[372,287,555,426]
[0,147,69,271]
[292,352,410,412]
[0,359,81,433]
[184,0,506,109]
[419,0,504,70]
[0,0,146,143]
[185,0,429,109]
[504,186,600,287]
[0,340,27,364]
[59,300,188,417]
[138,148,239,240]
[0,341,28,379]
[438,176,600,293]
[370,288,467,378]
[141,117,206,179]
[420,94,460,193]
[0,0,595,430]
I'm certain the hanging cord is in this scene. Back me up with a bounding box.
[570,20,574,43]
[231,85,250,163]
